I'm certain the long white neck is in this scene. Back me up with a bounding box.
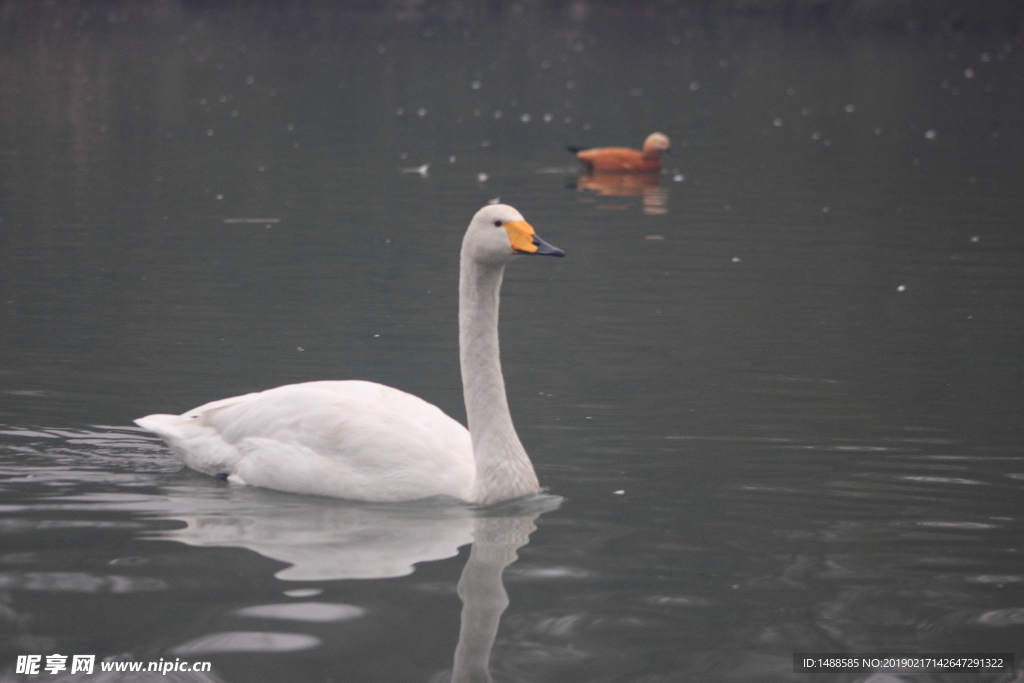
[459,252,540,505]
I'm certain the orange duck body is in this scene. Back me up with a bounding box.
[571,132,670,173]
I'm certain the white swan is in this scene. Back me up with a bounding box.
[135,204,564,505]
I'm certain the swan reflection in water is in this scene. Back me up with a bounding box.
[574,172,668,215]
[145,484,558,583]
[156,487,557,682]
[28,483,558,682]
[161,488,556,682]
[449,512,543,683]
[151,485,478,581]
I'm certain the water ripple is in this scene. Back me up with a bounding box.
[170,631,321,654]
[0,572,167,593]
[234,602,366,622]
[976,608,1024,626]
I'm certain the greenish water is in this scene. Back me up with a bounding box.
[1,4,1022,682]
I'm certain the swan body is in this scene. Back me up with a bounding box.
[136,204,564,505]
[569,132,671,173]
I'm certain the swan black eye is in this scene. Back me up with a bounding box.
[493,220,503,227]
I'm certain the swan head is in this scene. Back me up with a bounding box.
[642,132,671,154]
[463,204,564,265]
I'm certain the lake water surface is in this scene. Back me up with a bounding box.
[1,4,1022,682]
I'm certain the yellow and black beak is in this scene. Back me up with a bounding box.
[504,220,565,257]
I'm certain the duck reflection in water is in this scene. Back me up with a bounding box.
[573,172,668,215]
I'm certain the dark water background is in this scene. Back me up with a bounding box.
[1,3,1022,682]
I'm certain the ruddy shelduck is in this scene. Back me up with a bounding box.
[568,132,671,173]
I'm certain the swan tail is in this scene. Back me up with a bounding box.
[134,413,242,476]
[134,414,187,441]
